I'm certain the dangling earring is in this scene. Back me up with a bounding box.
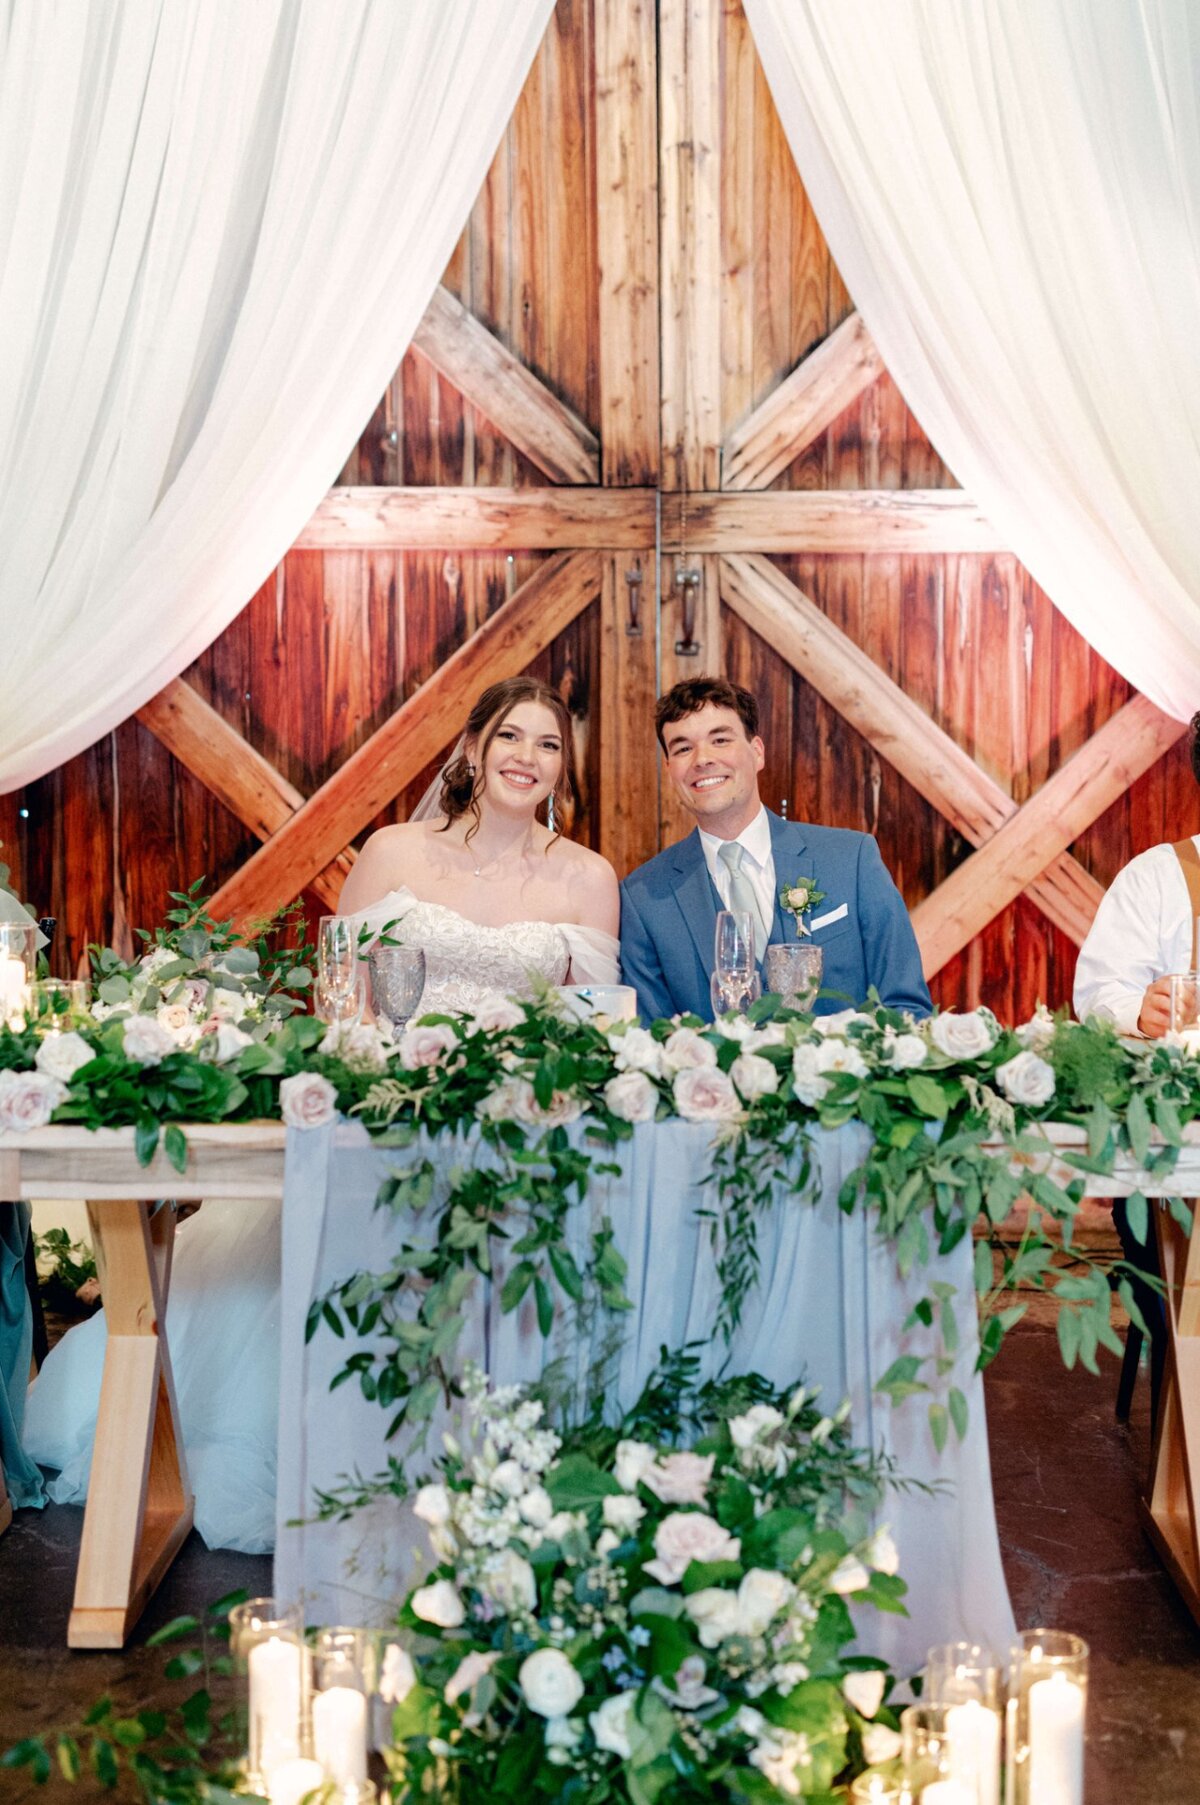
[547,791,556,832]
[466,762,476,777]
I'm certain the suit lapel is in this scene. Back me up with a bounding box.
[672,830,723,982]
[767,814,811,947]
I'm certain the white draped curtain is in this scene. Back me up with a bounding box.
[744,0,1200,722]
[0,0,554,790]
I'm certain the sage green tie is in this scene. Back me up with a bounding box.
[717,840,768,960]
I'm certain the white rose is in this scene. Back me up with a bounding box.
[814,1009,873,1037]
[213,1022,254,1064]
[866,1527,900,1575]
[445,1649,499,1705]
[590,1690,638,1760]
[842,1670,886,1719]
[279,1071,338,1129]
[815,1037,869,1080]
[379,1643,416,1704]
[208,986,248,1022]
[35,1031,94,1082]
[517,1086,584,1128]
[609,1026,664,1077]
[743,1022,788,1053]
[481,1548,536,1613]
[785,885,812,912]
[0,1070,66,1131]
[602,1493,646,1533]
[661,1027,718,1073]
[614,1440,658,1492]
[685,1587,743,1648]
[861,1724,903,1765]
[603,1070,659,1123]
[644,1511,740,1585]
[828,1555,869,1595]
[736,1568,795,1637]
[730,1051,780,1101]
[929,1009,996,1059]
[791,1043,830,1107]
[672,1065,741,1123]
[596,1528,621,1558]
[729,1403,784,1450]
[644,1451,713,1506]
[319,1021,389,1071]
[519,1485,554,1529]
[411,1579,465,1627]
[519,1648,584,1718]
[544,1714,582,1750]
[398,1023,460,1071]
[1016,1004,1056,1053]
[477,1075,535,1122]
[156,1001,200,1046]
[883,1030,927,1070]
[467,997,526,1035]
[413,1483,452,1527]
[122,1014,177,1066]
[995,1049,1056,1107]
[139,945,176,975]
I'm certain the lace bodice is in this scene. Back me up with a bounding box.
[348,889,573,1015]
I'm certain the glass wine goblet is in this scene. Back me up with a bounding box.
[367,946,426,1035]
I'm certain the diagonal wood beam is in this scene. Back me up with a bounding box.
[718,553,1104,947]
[722,312,886,491]
[910,697,1185,976]
[136,681,353,912]
[412,286,600,485]
[295,486,655,550]
[208,551,603,928]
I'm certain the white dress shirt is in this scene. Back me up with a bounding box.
[698,807,777,934]
[1073,835,1200,1034]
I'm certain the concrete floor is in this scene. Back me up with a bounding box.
[1,1315,1198,1801]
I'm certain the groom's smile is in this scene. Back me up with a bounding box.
[663,701,766,839]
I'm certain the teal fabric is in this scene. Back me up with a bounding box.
[1,1202,46,1508]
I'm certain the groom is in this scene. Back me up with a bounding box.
[619,677,931,1022]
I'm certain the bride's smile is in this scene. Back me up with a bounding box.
[480,704,563,817]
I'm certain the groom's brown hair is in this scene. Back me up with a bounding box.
[654,677,759,751]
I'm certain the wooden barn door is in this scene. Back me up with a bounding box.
[1,0,1191,1021]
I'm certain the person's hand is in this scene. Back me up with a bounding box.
[1137,976,1184,1038]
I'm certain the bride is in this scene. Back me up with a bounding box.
[22,677,621,1553]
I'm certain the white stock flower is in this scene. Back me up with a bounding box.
[730,1051,780,1101]
[815,1037,869,1081]
[121,1014,177,1066]
[208,986,248,1022]
[490,1458,526,1497]
[445,1649,499,1706]
[411,1579,465,1627]
[413,1483,452,1527]
[279,1072,338,1130]
[379,1644,416,1704]
[1016,1004,1057,1053]
[602,1493,646,1533]
[791,1043,830,1107]
[34,1031,94,1082]
[729,1403,784,1450]
[750,1727,811,1797]
[828,1555,870,1595]
[672,1065,741,1123]
[736,1568,795,1636]
[866,1527,900,1575]
[686,1587,742,1648]
[590,1690,638,1759]
[608,1025,664,1077]
[644,1511,740,1585]
[882,1029,927,1070]
[603,1070,659,1123]
[995,1049,1056,1107]
[843,1670,886,1719]
[398,1022,460,1071]
[519,1485,554,1529]
[861,1724,903,1765]
[544,1715,583,1764]
[929,1009,996,1059]
[0,1070,66,1131]
[614,1440,658,1492]
[467,997,526,1035]
[481,1548,536,1613]
[644,1451,713,1506]
[661,1027,718,1073]
[519,1648,584,1718]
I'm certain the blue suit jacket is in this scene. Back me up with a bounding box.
[619,812,931,1023]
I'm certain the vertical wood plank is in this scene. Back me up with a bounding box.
[657,555,723,847]
[660,0,721,492]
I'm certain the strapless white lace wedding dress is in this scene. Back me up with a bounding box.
[22,894,620,1552]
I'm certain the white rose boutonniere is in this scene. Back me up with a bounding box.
[780,875,826,937]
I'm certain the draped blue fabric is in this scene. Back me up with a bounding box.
[1,1202,46,1508]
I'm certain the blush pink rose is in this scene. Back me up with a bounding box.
[398,1022,460,1071]
[644,1451,714,1506]
[279,1071,338,1129]
[672,1066,741,1123]
[0,1069,66,1131]
[644,1510,740,1586]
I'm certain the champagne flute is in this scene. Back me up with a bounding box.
[314,969,366,1029]
[711,909,758,1017]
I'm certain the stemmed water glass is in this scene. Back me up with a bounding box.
[710,909,761,1017]
[367,946,426,1035]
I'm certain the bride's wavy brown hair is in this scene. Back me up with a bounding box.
[436,677,577,848]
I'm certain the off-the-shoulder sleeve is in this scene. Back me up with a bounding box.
[560,923,621,984]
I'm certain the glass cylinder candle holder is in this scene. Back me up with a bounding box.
[229,1598,308,1788]
[312,1627,369,1788]
[266,1756,326,1805]
[1007,1630,1087,1805]
[922,1643,1001,1805]
[849,1774,905,1802]
[362,1633,415,1753]
[31,978,90,1034]
[0,922,36,1028]
[901,1702,957,1797]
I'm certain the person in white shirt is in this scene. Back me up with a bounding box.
[1073,715,1200,1037]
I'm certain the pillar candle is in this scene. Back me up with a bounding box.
[945,1698,1001,1805]
[921,1783,973,1805]
[267,1757,326,1805]
[0,956,27,1022]
[1028,1671,1084,1805]
[312,1684,368,1784]
[249,1635,303,1778]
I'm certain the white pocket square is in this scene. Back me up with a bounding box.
[809,903,848,932]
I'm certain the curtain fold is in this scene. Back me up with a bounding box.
[0,0,555,790]
[744,0,1200,721]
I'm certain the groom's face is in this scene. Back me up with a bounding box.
[662,703,765,837]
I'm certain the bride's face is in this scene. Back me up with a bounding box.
[475,700,564,817]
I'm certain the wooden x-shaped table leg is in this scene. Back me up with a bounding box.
[1142,1201,1200,1622]
[67,1200,194,1649]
